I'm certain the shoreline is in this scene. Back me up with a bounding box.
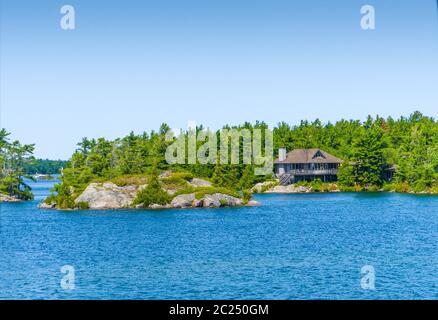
[3,188,437,207]
[259,190,438,196]
[0,194,22,203]
[252,181,438,196]
[35,189,438,211]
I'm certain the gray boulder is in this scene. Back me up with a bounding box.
[265,185,311,193]
[149,203,171,209]
[251,181,277,193]
[171,193,196,208]
[192,198,203,207]
[202,194,221,207]
[189,178,212,187]
[0,193,21,202]
[245,200,261,206]
[74,182,137,209]
[202,193,242,208]
[163,187,178,195]
[38,201,56,209]
[159,170,173,178]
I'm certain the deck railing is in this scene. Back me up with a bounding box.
[286,169,338,175]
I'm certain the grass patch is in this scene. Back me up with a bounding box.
[161,172,192,189]
[260,181,278,193]
[110,174,149,186]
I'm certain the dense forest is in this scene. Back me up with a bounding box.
[275,112,438,192]
[2,111,438,204]
[24,159,67,175]
[45,111,438,208]
[0,129,35,200]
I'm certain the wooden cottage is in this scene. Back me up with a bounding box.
[274,148,343,185]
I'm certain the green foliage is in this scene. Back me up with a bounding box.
[242,189,252,203]
[76,201,90,210]
[257,181,278,193]
[42,111,438,208]
[309,178,323,192]
[23,159,67,175]
[337,163,356,188]
[170,171,194,181]
[295,179,339,192]
[48,183,75,209]
[160,171,193,189]
[296,112,438,193]
[193,186,240,199]
[212,163,255,191]
[211,162,226,187]
[239,165,255,190]
[133,163,171,207]
[173,186,241,199]
[0,128,35,200]
[134,187,171,207]
[351,121,385,188]
[110,174,149,186]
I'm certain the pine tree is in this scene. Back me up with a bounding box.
[133,161,170,207]
[351,124,385,188]
[212,161,225,187]
[0,129,35,200]
[239,165,254,190]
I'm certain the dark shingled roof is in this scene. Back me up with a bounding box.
[274,148,343,164]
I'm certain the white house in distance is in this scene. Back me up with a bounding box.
[274,148,343,185]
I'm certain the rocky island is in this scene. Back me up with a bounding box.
[0,193,22,202]
[40,171,256,210]
[21,112,438,209]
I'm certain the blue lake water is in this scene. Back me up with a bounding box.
[0,179,437,299]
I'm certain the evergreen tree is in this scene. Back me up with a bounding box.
[0,129,35,200]
[212,161,225,187]
[133,160,170,207]
[351,124,385,188]
[239,165,254,190]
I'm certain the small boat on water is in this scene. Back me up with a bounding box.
[32,173,54,180]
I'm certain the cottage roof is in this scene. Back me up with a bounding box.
[274,148,343,164]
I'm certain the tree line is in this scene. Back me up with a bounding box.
[2,111,438,201]
[273,111,438,192]
[57,111,438,201]
[24,159,67,175]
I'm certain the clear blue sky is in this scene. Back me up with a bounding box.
[1,0,437,159]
